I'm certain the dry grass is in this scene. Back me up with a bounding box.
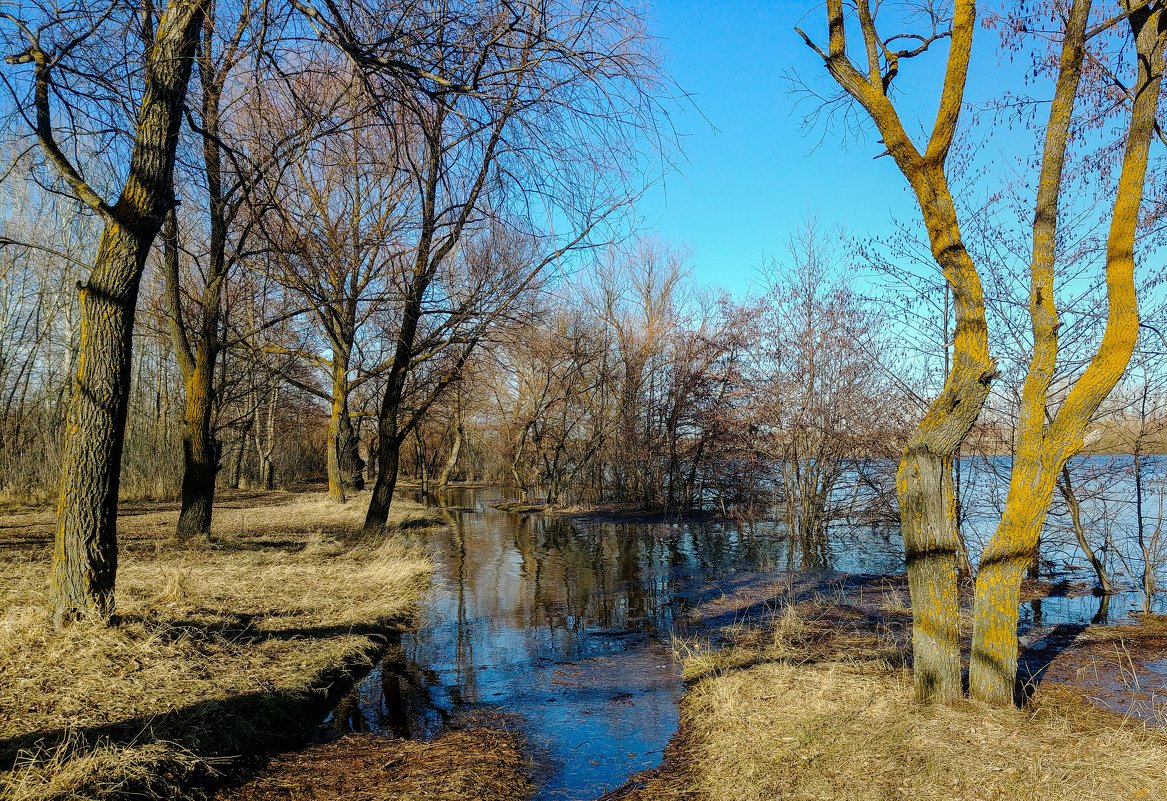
[665,604,1167,801]
[0,491,436,801]
[218,722,533,801]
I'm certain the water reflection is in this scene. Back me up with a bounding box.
[328,488,900,799]
[326,482,1163,800]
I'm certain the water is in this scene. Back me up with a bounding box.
[323,487,894,799]
[325,464,1167,800]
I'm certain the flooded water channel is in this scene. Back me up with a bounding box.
[323,483,1165,800]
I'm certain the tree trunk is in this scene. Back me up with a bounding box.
[968,0,1161,706]
[228,416,252,490]
[51,225,147,624]
[365,425,403,533]
[48,0,207,625]
[438,424,462,487]
[339,407,364,491]
[326,346,365,501]
[969,461,1058,705]
[253,385,277,490]
[327,386,348,503]
[897,449,965,702]
[176,360,217,538]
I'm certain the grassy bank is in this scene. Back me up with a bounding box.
[0,491,438,801]
[614,603,1167,801]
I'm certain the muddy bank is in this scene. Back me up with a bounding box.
[217,712,532,801]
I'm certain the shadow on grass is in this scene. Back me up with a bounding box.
[0,621,405,787]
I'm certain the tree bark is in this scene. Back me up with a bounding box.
[165,15,232,540]
[339,406,364,490]
[49,0,208,625]
[365,420,403,533]
[176,360,218,537]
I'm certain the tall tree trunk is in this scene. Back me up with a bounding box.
[51,225,149,623]
[969,1,1162,705]
[48,0,207,625]
[895,172,995,703]
[800,0,992,702]
[166,13,231,540]
[363,138,441,535]
[327,388,348,503]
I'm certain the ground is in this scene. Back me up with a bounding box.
[5,491,1167,801]
[0,489,438,801]
[215,712,531,801]
[603,583,1167,801]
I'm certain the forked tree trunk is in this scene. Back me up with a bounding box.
[969,1,1162,705]
[48,0,207,625]
[895,175,996,703]
[800,0,993,702]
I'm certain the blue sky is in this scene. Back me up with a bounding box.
[637,1,1040,295]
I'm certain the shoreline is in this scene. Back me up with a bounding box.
[488,498,732,526]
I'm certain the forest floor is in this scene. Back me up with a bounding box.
[0,488,483,801]
[603,576,1167,801]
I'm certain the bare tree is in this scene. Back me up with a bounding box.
[2,0,208,623]
[800,0,1167,705]
[797,0,995,701]
[298,0,669,534]
[258,70,410,503]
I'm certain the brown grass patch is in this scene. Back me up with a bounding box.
[217,722,532,801]
[648,604,1167,801]
[0,491,435,801]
